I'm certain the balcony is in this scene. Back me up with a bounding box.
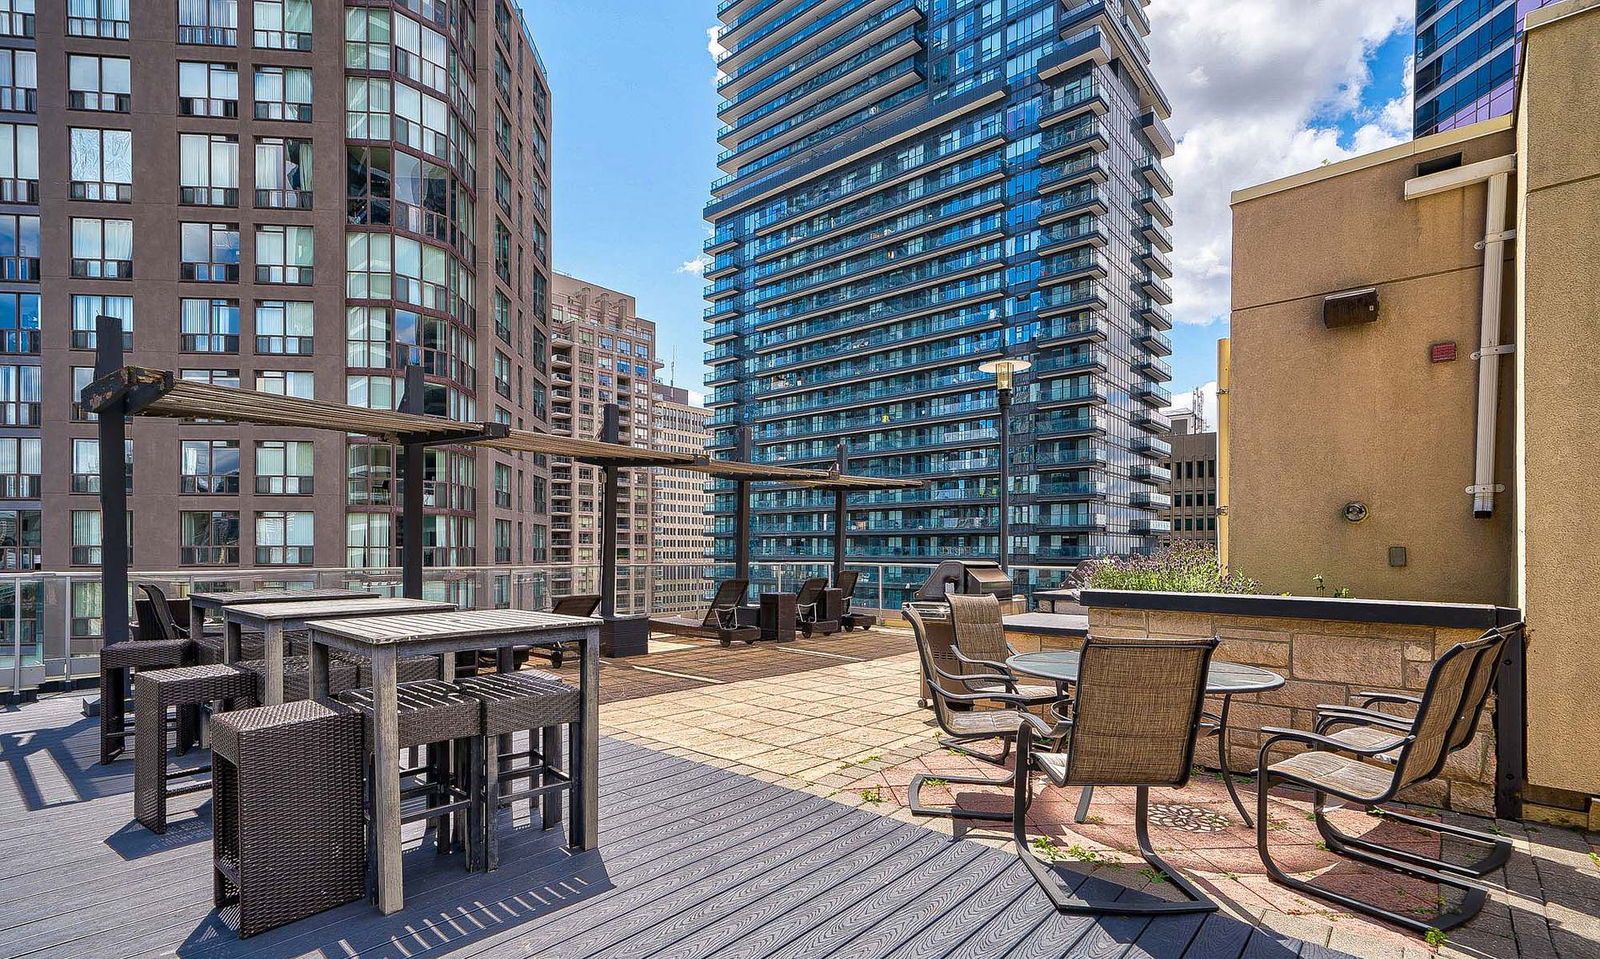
[1139,300,1173,330]
[1036,479,1109,500]
[1034,447,1108,469]
[1132,462,1172,483]
[1140,275,1174,305]
[1138,156,1175,197]
[1135,381,1173,407]
[1037,221,1106,255]
[1035,410,1109,438]
[1140,216,1173,252]
[1039,122,1109,167]
[1133,435,1172,459]
[1038,381,1110,406]
[1138,325,1173,355]
[1135,355,1173,381]
[1039,187,1108,226]
[1036,314,1106,345]
[1140,189,1174,227]
[1036,284,1105,319]
[1038,252,1106,288]
[1133,409,1170,433]
[718,25,921,137]
[1140,246,1173,279]
[1140,110,1176,158]
[1033,349,1107,378]
[1040,86,1108,129]
[1131,489,1172,509]
[1130,517,1173,535]
[1038,511,1109,532]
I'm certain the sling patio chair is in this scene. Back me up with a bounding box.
[1309,623,1520,879]
[947,593,1060,712]
[481,594,603,671]
[1255,630,1507,936]
[649,579,760,647]
[793,577,840,637]
[1011,635,1220,915]
[829,569,877,631]
[904,603,1067,823]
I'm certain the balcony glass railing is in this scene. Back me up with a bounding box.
[1036,314,1102,342]
[718,0,887,81]
[754,299,1002,372]
[721,27,919,138]
[1037,479,1109,498]
[1033,348,1104,375]
[757,363,992,417]
[724,59,920,164]
[749,330,1001,398]
[752,244,1003,328]
[1040,185,1103,220]
[719,0,920,110]
[752,272,1005,349]
[1039,122,1103,162]
[1040,83,1101,121]
[728,82,924,184]
[754,391,994,441]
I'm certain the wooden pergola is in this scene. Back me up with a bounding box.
[81,315,920,652]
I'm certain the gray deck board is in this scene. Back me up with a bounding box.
[0,695,1353,959]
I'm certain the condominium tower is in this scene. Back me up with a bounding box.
[702,0,1175,604]
[547,274,662,613]
[650,382,713,613]
[3,1,554,671]
[1414,0,1563,136]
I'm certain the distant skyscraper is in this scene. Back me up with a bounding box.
[702,0,1176,605]
[1415,0,1562,136]
[650,382,712,613]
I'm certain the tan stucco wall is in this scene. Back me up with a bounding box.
[1227,127,1518,603]
[1516,0,1600,797]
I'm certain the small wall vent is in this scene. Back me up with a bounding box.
[1323,288,1380,328]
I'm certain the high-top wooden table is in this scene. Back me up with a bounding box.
[188,587,379,636]
[220,597,455,705]
[302,608,602,915]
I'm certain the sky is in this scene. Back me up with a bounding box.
[520,0,1419,420]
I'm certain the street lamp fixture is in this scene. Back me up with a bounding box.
[978,357,1032,572]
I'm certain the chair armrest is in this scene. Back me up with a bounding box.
[1315,705,1414,733]
[927,658,1014,689]
[710,604,740,629]
[1258,726,1413,760]
[1352,691,1421,710]
[951,647,1011,674]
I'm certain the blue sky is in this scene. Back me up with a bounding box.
[521,1,1417,407]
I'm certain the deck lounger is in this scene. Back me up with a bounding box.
[649,579,760,647]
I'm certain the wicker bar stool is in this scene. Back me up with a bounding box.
[236,655,358,706]
[212,700,366,938]
[454,670,581,869]
[99,637,194,764]
[133,664,259,833]
[337,680,486,874]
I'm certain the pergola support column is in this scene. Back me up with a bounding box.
[734,427,753,596]
[94,314,130,648]
[832,444,847,584]
[599,403,648,656]
[399,364,426,600]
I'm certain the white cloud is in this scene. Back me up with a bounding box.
[677,254,712,276]
[1147,0,1414,328]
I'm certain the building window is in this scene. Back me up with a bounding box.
[180,367,239,388]
[0,122,37,202]
[68,128,132,201]
[70,511,104,565]
[494,518,512,563]
[0,435,38,498]
[346,511,391,566]
[71,366,97,420]
[71,294,133,350]
[0,508,41,570]
[179,133,238,206]
[253,0,310,50]
[0,291,37,354]
[0,48,36,113]
[177,0,237,46]
[493,219,511,282]
[179,298,239,353]
[494,109,512,156]
[256,510,313,564]
[0,0,33,39]
[493,351,511,398]
[70,217,132,279]
[253,136,312,208]
[346,305,391,368]
[68,0,128,39]
[493,292,510,343]
[256,224,313,284]
[66,55,125,112]
[181,510,240,565]
[0,363,38,426]
[71,438,132,494]
[494,163,512,214]
[180,222,241,282]
[346,374,398,410]
[178,61,238,117]
[181,439,240,494]
[255,440,312,494]
[253,65,312,120]
[0,216,38,282]
[493,50,510,99]
[255,300,312,355]
[255,369,313,398]
[344,9,392,70]
[493,462,512,508]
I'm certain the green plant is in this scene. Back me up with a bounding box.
[860,787,884,805]
[1424,928,1448,948]
[1077,542,1260,594]
[923,778,948,787]
[1314,839,1329,851]
[1136,867,1169,884]
[1588,850,1600,870]
[1030,836,1064,860]
[1222,871,1241,881]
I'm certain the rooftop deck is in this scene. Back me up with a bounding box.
[2,627,1593,959]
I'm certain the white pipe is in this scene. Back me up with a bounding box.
[1472,172,1511,518]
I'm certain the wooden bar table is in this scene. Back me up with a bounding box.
[221,598,454,705]
[302,608,601,915]
[189,587,379,639]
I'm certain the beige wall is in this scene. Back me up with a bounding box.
[1227,126,1518,603]
[1516,0,1600,797]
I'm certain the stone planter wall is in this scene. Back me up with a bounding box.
[1077,590,1515,817]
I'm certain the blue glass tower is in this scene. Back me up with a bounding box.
[1415,0,1563,136]
[703,0,1175,606]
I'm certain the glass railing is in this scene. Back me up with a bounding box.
[753,299,1001,372]
[751,245,1004,329]
[754,392,995,441]
[723,59,920,164]
[757,363,992,417]
[1040,83,1101,121]
[1033,447,1107,468]
[1039,123,1103,162]
[1036,314,1102,341]
[1037,281,1102,314]
[728,82,925,184]
[721,26,919,137]
[719,0,921,110]
[718,0,886,80]
[1037,479,1109,498]
[1040,184,1103,219]
[750,330,1001,398]
[1033,348,1104,375]
[1136,355,1173,379]
[1034,411,1107,435]
[1139,325,1173,352]
[752,273,1004,349]
[1039,251,1099,282]
[1038,379,1109,404]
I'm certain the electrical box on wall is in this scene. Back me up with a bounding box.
[1324,288,1380,328]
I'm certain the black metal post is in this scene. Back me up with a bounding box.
[94,314,130,646]
[1493,607,1527,820]
[997,384,1013,572]
[734,426,752,589]
[832,443,847,585]
[399,364,425,599]
[599,403,621,620]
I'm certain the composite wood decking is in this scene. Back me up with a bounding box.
[0,694,1351,959]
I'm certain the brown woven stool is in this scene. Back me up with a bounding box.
[134,664,258,833]
[454,671,581,869]
[212,700,365,938]
[236,655,358,706]
[100,638,194,764]
[338,680,486,875]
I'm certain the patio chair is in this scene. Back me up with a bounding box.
[904,603,1065,823]
[100,589,199,764]
[947,594,1059,711]
[830,570,877,631]
[491,594,601,670]
[1255,631,1505,935]
[649,578,760,647]
[794,577,840,637]
[1013,635,1221,915]
[1309,624,1519,879]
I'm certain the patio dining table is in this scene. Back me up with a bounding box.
[188,587,380,635]
[1007,650,1285,826]
[219,597,455,706]
[302,608,602,915]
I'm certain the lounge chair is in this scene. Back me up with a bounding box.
[794,577,839,637]
[650,579,760,647]
[1013,635,1221,915]
[486,594,603,670]
[829,570,876,631]
[904,602,1065,822]
[1256,628,1515,935]
[1310,623,1518,879]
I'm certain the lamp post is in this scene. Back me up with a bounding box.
[978,357,1031,572]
